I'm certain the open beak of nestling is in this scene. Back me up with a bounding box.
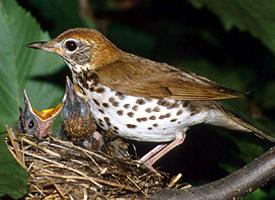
[27,40,61,54]
[17,90,63,138]
[63,76,78,105]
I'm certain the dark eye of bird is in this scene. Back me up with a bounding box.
[28,120,35,129]
[65,40,78,52]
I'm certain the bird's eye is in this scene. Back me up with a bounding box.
[28,119,35,129]
[64,40,78,52]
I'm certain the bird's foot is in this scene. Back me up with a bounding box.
[139,132,186,174]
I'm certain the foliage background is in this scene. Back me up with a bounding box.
[0,0,275,199]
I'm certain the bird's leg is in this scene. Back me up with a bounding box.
[140,144,167,163]
[141,131,186,169]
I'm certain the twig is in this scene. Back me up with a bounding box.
[150,145,275,200]
[22,150,102,188]
[22,137,61,158]
[6,126,25,167]
[168,173,182,188]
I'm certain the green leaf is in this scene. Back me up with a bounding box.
[189,0,275,54]
[244,188,267,200]
[0,132,28,199]
[0,0,65,198]
[0,0,64,131]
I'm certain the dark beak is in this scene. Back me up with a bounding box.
[27,41,48,49]
[23,90,34,113]
[26,40,60,54]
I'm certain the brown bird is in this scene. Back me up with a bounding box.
[61,77,103,151]
[27,28,275,169]
[17,90,62,137]
[61,76,97,139]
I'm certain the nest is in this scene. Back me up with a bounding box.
[6,126,187,199]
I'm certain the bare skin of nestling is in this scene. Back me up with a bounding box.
[27,28,275,170]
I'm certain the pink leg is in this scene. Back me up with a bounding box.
[141,132,186,170]
[140,144,167,163]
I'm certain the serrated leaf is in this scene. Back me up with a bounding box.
[189,0,275,54]
[0,0,65,198]
[0,0,64,131]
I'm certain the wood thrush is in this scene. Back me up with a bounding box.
[27,28,275,169]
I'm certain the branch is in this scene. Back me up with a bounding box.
[150,145,275,200]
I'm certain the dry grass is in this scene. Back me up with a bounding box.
[6,127,186,199]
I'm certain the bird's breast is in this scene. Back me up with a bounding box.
[77,78,212,142]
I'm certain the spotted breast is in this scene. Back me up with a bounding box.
[76,71,218,142]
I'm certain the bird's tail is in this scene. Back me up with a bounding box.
[207,103,275,142]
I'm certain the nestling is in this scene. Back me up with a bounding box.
[27,28,275,169]
[61,77,103,151]
[17,90,62,137]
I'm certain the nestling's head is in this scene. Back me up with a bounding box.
[27,28,121,73]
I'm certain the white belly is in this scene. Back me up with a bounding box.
[84,84,213,142]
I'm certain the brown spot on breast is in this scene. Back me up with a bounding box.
[89,86,95,92]
[102,103,109,108]
[170,119,177,122]
[98,109,104,114]
[98,122,105,127]
[182,101,190,107]
[148,127,152,130]
[84,72,99,85]
[127,124,137,128]
[127,112,134,117]
[145,108,152,113]
[95,87,105,93]
[93,99,100,106]
[152,106,160,112]
[124,104,130,109]
[112,129,119,134]
[149,116,156,120]
[177,109,183,115]
[115,92,125,100]
[159,113,171,119]
[112,101,119,107]
[167,101,180,109]
[136,117,147,122]
[109,97,115,102]
[157,99,171,107]
[153,123,158,127]
[117,110,123,115]
[103,117,111,126]
[188,104,201,116]
[136,99,146,105]
[132,105,138,111]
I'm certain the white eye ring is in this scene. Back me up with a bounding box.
[63,38,79,52]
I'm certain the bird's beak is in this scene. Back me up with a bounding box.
[27,40,60,54]
[63,76,77,104]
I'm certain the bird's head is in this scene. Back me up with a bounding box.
[27,28,121,74]
[17,90,62,138]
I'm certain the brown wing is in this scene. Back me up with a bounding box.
[96,53,241,100]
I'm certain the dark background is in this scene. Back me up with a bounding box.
[16,0,275,199]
